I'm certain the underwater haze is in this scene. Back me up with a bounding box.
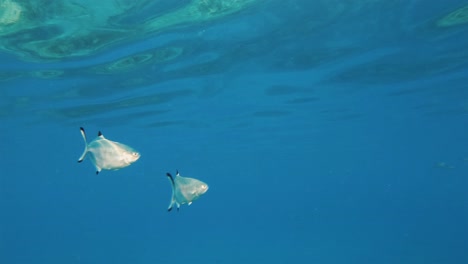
[1,0,468,263]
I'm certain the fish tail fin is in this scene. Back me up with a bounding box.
[166,172,175,185]
[78,127,88,163]
[167,198,175,212]
[167,194,178,212]
[166,172,176,212]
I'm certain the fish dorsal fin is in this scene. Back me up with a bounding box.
[98,131,105,138]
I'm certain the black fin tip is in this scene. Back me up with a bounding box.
[166,172,175,185]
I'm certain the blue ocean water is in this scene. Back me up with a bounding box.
[1,1,467,263]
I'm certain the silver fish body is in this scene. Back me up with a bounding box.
[166,171,208,211]
[78,127,140,174]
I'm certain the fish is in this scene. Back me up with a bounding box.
[77,127,140,174]
[166,170,209,212]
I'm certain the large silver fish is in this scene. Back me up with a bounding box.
[166,170,208,212]
[78,127,140,174]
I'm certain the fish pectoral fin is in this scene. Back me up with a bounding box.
[188,201,192,206]
[95,166,102,175]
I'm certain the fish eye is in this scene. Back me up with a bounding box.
[132,152,139,156]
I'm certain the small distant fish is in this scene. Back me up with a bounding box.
[436,161,455,169]
[78,127,140,174]
[166,170,208,212]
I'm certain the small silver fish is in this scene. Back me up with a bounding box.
[166,170,209,212]
[78,127,140,174]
